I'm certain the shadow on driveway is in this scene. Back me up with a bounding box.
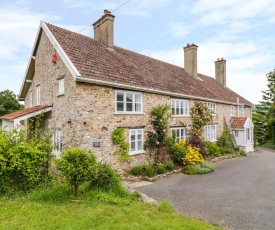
[137,148,275,230]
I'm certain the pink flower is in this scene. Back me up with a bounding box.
[153,130,156,134]
[156,141,160,145]
[160,119,163,122]
[163,129,166,132]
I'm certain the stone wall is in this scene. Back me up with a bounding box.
[24,31,77,140]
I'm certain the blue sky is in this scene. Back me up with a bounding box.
[1,0,275,104]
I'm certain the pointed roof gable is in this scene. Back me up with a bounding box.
[231,117,248,129]
[19,22,253,107]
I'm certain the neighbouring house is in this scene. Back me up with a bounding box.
[0,10,254,170]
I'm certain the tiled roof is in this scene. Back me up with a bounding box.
[0,105,51,121]
[231,117,247,129]
[46,23,253,106]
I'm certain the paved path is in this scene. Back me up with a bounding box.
[137,148,275,230]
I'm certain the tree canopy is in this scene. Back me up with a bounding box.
[0,90,23,117]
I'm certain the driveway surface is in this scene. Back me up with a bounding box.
[137,148,275,230]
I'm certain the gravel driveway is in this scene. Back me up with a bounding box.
[137,148,275,230]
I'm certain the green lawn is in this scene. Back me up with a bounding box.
[0,186,222,230]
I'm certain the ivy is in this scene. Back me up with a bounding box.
[111,128,131,162]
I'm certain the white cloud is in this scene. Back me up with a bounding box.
[169,22,190,38]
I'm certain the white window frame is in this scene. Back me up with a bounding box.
[205,102,216,113]
[29,91,33,107]
[235,130,239,137]
[204,125,216,142]
[58,78,64,95]
[230,105,234,116]
[129,129,144,155]
[240,107,246,116]
[171,127,188,142]
[171,99,189,116]
[36,85,40,105]
[115,90,143,114]
[53,129,63,155]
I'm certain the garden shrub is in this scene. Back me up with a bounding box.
[146,166,155,177]
[204,141,221,157]
[182,145,204,165]
[216,129,234,149]
[0,129,52,193]
[184,161,214,175]
[91,163,126,195]
[166,138,187,165]
[55,148,98,197]
[165,161,175,170]
[239,150,247,156]
[156,163,166,174]
[130,166,143,176]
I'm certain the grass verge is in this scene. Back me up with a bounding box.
[0,185,222,230]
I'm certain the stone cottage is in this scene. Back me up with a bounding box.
[1,10,254,169]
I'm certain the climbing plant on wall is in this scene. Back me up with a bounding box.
[144,104,171,165]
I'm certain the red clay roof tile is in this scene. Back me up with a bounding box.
[0,105,52,121]
[231,117,247,129]
[45,23,253,106]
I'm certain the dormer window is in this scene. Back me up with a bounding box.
[58,78,64,95]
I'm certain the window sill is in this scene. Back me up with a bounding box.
[114,112,145,115]
[129,151,145,156]
[57,93,64,97]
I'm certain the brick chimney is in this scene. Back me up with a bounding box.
[184,43,198,78]
[215,57,226,87]
[93,10,115,49]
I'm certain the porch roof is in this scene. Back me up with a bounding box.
[0,105,52,122]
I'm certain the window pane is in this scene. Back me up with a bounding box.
[126,93,133,102]
[131,141,135,151]
[131,131,135,141]
[116,92,124,102]
[135,103,141,112]
[137,140,142,151]
[126,102,133,111]
[137,130,142,140]
[135,94,141,103]
[117,102,124,111]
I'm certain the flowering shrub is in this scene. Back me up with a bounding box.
[182,145,204,165]
[144,104,171,165]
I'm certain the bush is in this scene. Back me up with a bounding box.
[166,138,187,165]
[216,129,233,149]
[182,145,204,165]
[184,161,214,175]
[156,164,166,174]
[130,166,143,176]
[0,129,52,193]
[55,148,98,197]
[204,141,221,157]
[165,161,175,170]
[91,163,126,195]
[146,167,155,177]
